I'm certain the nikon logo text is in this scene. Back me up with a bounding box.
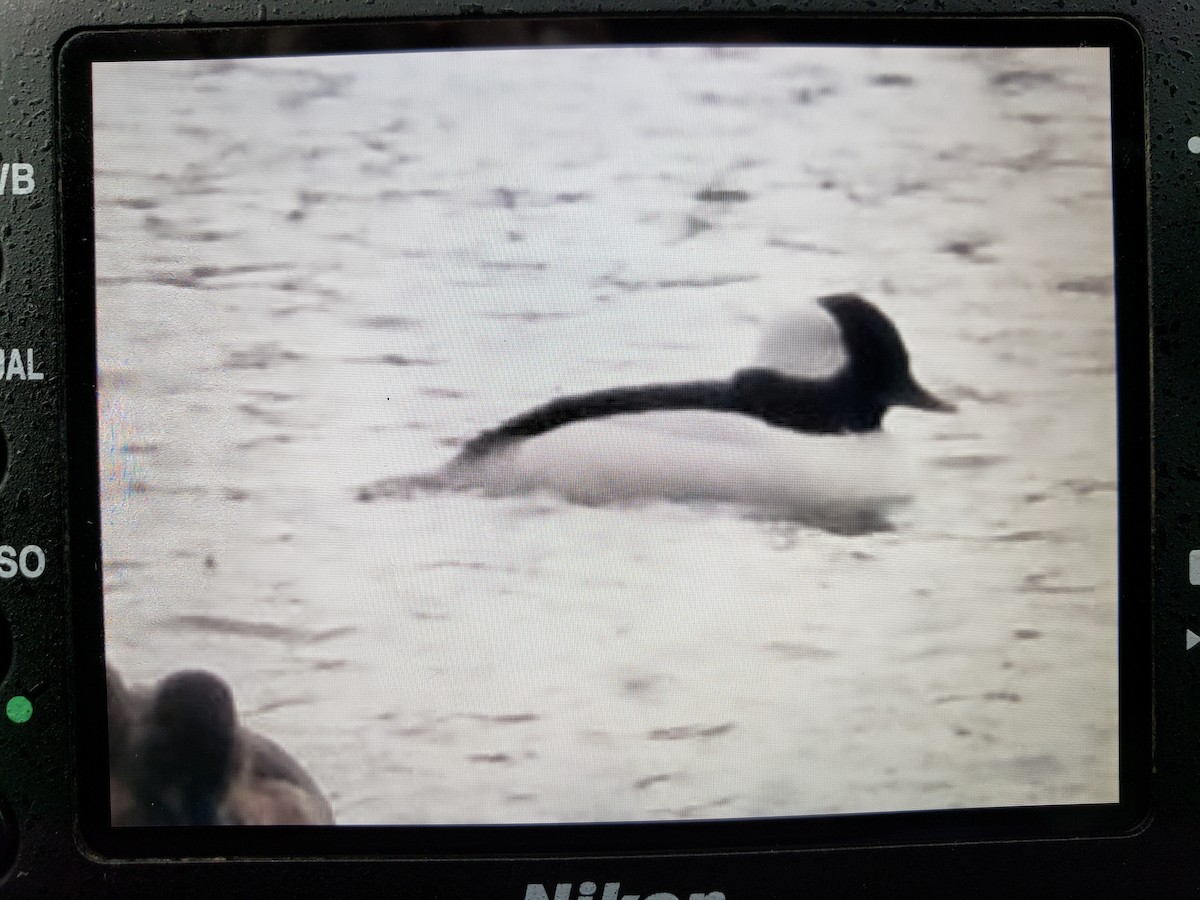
[524,884,725,900]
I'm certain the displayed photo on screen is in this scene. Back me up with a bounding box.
[89,40,1119,827]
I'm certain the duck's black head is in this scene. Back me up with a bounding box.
[818,293,955,419]
[136,670,240,824]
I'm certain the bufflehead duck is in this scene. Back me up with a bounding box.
[108,666,334,826]
[462,293,953,458]
[357,293,952,532]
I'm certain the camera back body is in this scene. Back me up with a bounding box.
[0,1,1194,896]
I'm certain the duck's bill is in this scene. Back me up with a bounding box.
[897,380,957,413]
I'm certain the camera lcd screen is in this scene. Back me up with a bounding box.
[65,19,1146,846]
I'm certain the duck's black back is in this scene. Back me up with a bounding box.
[460,292,944,453]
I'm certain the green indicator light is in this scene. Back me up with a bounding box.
[5,696,32,724]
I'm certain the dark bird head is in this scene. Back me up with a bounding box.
[818,293,955,420]
[108,667,335,826]
[134,670,240,825]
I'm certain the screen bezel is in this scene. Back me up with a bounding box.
[58,14,1152,860]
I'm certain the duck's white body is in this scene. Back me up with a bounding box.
[435,411,912,533]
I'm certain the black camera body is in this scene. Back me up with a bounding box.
[0,0,1194,895]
